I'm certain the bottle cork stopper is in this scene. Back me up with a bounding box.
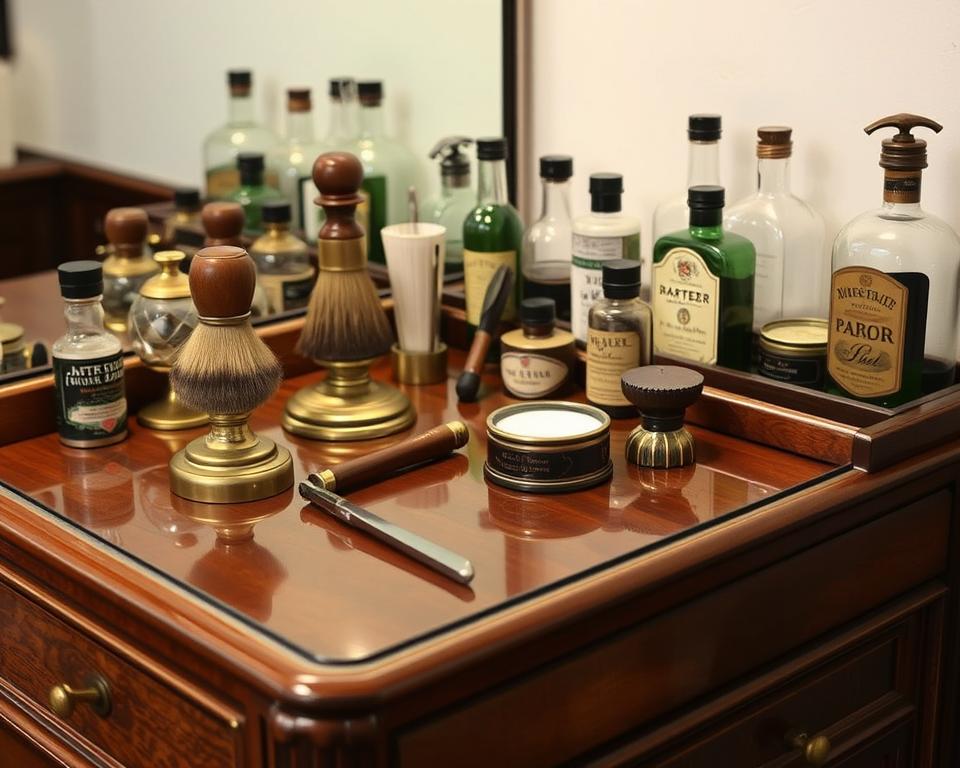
[202,202,246,246]
[312,152,365,241]
[188,246,257,319]
[104,207,148,255]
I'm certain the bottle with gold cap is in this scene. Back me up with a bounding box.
[724,127,826,339]
[827,114,960,406]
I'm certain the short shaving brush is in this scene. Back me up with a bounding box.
[283,152,415,441]
[168,246,293,502]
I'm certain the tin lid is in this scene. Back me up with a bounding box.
[760,318,828,352]
[487,401,610,445]
[0,321,23,346]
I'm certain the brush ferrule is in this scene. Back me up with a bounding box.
[199,312,252,326]
[318,238,366,272]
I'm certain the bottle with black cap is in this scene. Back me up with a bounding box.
[356,80,419,264]
[523,155,574,321]
[424,136,475,267]
[653,114,722,248]
[463,137,524,335]
[163,188,202,247]
[52,261,127,447]
[229,152,281,234]
[586,260,652,417]
[202,70,279,199]
[571,173,642,345]
[267,88,321,232]
[249,201,314,313]
[501,297,576,399]
[652,185,755,372]
[827,113,959,405]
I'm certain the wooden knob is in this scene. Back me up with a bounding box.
[104,207,148,250]
[621,365,704,431]
[188,246,257,318]
[202,202,245,246]
[312,152,365,241]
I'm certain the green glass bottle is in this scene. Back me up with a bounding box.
[463,137,524,335]
[229,152,282,235]
[652,185,754,371]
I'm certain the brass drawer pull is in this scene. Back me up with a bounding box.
[785,729,831,766]
[49,675,112,718]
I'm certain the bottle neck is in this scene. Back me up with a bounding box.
[327,97,359,141]
[478,159,509,205]
[540,178,572,219]
[522,322,554,339]
[687,140,720,186]
[689,208,723,239]
[240,169,263,187]
[758,157,791,195]
[360,104,385,137]
[882,169,923,206]
[264,222,289,237]
[228,93,255,125]
[285,110,315,144]
[442,171,471,191]
[63,298,106,333]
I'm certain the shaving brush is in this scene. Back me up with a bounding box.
[168,246,293,503]
[283,152,415,441]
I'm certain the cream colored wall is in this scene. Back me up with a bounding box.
[9,0,502,196]
[527,0,960,263]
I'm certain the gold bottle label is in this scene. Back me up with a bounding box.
[206,167,240,199]
[463,250,516,326]
[652,248,720,364]
[586,328,640,406]
[501,352,569,398]
[827,266,907,398]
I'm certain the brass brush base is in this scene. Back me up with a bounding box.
[138,371,208,431]
[170,414,293,503]
[624,426,696,469]
[283,358,415,441]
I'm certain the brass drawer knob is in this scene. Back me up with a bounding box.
[49,675,111,718]
[786,729,831,766]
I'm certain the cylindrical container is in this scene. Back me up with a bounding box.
[500,297,576,399]
[484,401,612,493]
[0,322,26,373]
[758,318,828,388]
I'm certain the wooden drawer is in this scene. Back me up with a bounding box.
[0,579,242,768]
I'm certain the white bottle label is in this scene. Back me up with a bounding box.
[652,248,720,364]
[500,352,569,398]
[571,234,626,343]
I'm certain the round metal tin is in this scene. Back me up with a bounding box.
[758,317,828,388]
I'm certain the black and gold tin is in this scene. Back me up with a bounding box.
[758,318,828,388]
[483,401,612,494]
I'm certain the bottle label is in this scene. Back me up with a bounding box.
[463,250,517,326]
[586,328,640,406]
[259,269,316,313]
[652,248,720,364]
[827,267,908,398]
[53,353,127,444]
[301,177,371,244]
[571,232,640,343]
[883,170,921,205]
[207,166,240,199]
[501,352,569,398]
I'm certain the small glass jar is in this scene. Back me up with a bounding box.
[249,201,315,313]
[128,251,198,368]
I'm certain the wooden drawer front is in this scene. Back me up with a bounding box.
[396,492,949,768]
[0,580,240,768]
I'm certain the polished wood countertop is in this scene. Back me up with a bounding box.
[0,352,833,664]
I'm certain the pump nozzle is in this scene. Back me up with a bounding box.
[429,136,473,186]
[864,113,943,170]
[429,136,473,161]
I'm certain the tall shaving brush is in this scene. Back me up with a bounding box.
[283,152,415,441]
[168,246,293,502]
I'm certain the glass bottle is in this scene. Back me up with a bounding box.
[500,298,577,399]
[827,113,959,406]
[571,173,642,345]
[249,201,315,313]
[53,261,127,448]
[162,188,202,247]
[652,185,755,372]
[587,260,652,418]
[202,70,279,199]
[523,155,574,321]
[463,137,524,331]
[356,80,419,264]
[424,136,475,269]
[267,88,321,232]
[725,127,827,339]
[653,114,722,259]
[229,152,281,235]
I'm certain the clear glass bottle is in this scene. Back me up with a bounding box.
[653,114,722,268]
[249,201,315,313]
[725,127,827,338]
[202,70,279,199]
[827,113,959,405]
[500,298,577,399]
[424,136,475,269]
[587,260,652,418]
[463,137,524,330]
[356,80,420,264]
[53,261,127,447]
[229,152,281,235]
[571,173,642,345]
[267,88,321,232]
[653,185,755,372]
[523,155,574,321]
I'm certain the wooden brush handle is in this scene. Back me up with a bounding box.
[104,207,148,252]
[314,152,365,241]
[189,246,256,318]
[202,202,245,246]
[456,330,491,402]
[312,421,469,493]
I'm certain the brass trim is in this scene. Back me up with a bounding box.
[199,312,251,327]
[391,343,448,385]
[317,238,366,272]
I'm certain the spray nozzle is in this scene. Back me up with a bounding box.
[864,113,943,170]
[429,136,474,181]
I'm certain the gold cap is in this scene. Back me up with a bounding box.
[0,321,23,345]
[140,251,191,300]
[757,126,792,159]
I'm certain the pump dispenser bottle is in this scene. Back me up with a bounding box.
[827,113,959,406]
[424,136,475,268]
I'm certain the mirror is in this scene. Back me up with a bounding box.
[0,0,514,385]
